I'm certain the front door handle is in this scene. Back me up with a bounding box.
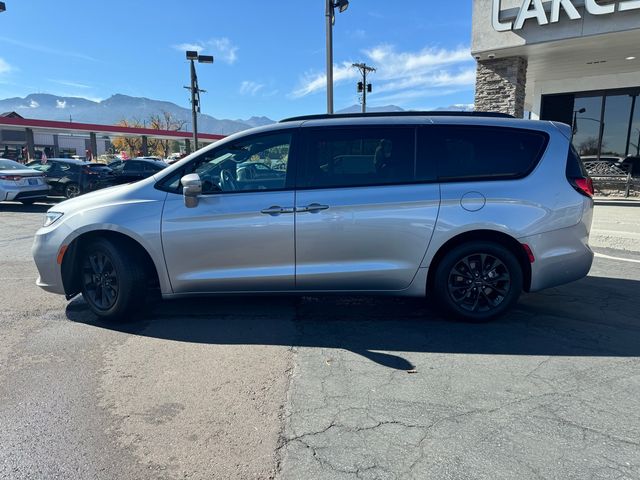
[298,203,330,213]
[261,206,294,215]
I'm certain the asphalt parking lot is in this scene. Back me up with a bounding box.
[1,200,639,480]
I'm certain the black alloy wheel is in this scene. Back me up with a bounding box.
[447,253,511,313]
[434,242,523,322]
[82,250,119,311]
[64,183,81,199]
[79,238,147,321]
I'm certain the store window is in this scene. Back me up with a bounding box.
[601,95,633,159]
[628,95,640,158]
[572,96,603,158]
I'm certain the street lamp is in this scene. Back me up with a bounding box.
[326,0,349,114]
[572,107,586,135]
[184,50,214,152]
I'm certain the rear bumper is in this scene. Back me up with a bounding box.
[520,223,594,292]
[2,185,50,201]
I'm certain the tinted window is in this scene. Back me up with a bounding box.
[420,126,548,181]
[299,127,416,188]
[158,131,292,194]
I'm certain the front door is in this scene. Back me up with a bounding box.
[160,130,296,293]
[294,126,440,292]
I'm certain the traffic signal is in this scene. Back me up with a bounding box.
[367,83,372,93]
[357,81,364,93]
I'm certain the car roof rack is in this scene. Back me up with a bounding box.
[279,111,514,123]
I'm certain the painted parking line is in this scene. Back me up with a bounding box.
[595,252,640,264]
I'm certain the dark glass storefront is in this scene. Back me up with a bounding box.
[541,88,640,159]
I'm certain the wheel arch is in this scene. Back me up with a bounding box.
[426,229,532,295]
[61,230,162,298]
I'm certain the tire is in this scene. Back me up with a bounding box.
[64,183,81,199]
[432,241,523,322]
[79,238,147,321]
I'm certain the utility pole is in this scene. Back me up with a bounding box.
[352,63,375,113]
[184,51,213,151]
[325,0,349,114]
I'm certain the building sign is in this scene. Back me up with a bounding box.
[493,0,640,31]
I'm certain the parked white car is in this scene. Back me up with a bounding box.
[0,159,50,204]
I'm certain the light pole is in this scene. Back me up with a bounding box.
[326,0,349,114]
[352,63,375,113]
[572,107,586,135]
[184,50,214,151]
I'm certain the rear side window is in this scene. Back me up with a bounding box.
[419,126,548,181]
[298,127,416,189]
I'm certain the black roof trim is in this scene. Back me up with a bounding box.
[279,111,514,123]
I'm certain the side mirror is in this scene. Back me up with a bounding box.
[182,173,202,208]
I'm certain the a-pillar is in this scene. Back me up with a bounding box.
[89,132,98,160]
[474,56,528,118]
[185,139,191,155]
[141,136,148,156]
[25,128,35,160]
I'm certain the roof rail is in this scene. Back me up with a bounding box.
[279,111,514,123]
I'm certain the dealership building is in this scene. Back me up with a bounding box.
[472,0,640,159]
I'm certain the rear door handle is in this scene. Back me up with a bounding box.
[298,203,330,213]
[261,206,294,215]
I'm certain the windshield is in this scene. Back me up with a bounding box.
[0,159,28,170]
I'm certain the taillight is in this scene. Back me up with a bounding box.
[0,174,22,181]
[570,177,594,197]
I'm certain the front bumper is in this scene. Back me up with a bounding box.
[32,226,67,295]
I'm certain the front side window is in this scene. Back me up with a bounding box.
[299,127,415,189]
[158,131,292,194]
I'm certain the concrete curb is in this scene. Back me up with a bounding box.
[594,197,640,206]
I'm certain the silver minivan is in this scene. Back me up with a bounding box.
[32,112,594,322]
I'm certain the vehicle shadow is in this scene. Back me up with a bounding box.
[66,275,640,370]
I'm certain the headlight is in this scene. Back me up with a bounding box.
[44,211,64,227]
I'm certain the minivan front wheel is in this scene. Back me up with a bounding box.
[80,238,146,321]
[433,242,523,322]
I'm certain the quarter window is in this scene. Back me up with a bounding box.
[299,127,416,188]
[420,126,548,181]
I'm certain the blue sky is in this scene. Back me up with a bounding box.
[0,0,475,120]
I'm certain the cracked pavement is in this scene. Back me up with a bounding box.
[1,201,639,479]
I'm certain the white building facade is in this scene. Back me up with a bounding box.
[472,0,640,158]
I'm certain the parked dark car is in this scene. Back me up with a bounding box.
[108,158,168,184]
[26,158,115,198]
[237,161,286,181]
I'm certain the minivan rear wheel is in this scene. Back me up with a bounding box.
[79,238,146,321]
[433,242,523,322]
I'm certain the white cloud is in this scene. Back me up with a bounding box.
[290,61,359,98]
[0,57,12,74]
[48,79,91,89]
[29,100,39,108]
[56,100,66,109]
[173,37,239,64]
[239,81,264,96]
[290,44,475,106]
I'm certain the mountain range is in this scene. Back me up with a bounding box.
[0,94,275,135]
[0,93,474,135]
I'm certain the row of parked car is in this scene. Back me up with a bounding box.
[0,157,168,203]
